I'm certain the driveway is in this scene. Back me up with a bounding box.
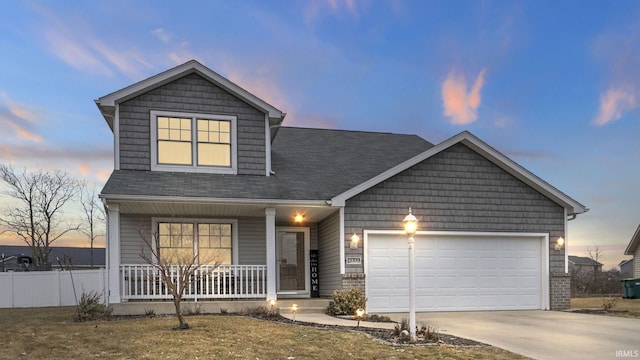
[387,311,640,360]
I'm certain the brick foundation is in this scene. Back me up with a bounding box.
[341,273,366,293]
[550,272,571,310]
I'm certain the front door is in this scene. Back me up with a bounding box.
[276,227,310,296]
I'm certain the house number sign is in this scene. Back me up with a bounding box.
[346,256,362,265]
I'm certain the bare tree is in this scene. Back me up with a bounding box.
[138,221,219,329]
[0,165,81,268]
[587,246,604,285]
[79,183,105,268]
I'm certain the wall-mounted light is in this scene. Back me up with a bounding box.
[294,214,305,223]
[555,237,565,251]
[350,233,360,249]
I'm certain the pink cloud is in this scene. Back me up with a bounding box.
[442,68,486,125]
[593,86,637,126]
[0,95,43,143]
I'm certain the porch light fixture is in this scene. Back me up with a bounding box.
[555,237,565,251]
[402,207,418,342]
[350,233,360,249]
[294,214,305,223]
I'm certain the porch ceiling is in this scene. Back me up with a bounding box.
[116,201,338,224]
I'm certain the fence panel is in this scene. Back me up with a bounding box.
[0,269,106,308]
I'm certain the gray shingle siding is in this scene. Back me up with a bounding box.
[344,143,565,273]
[318,211,341,296]
[118,73,266,175]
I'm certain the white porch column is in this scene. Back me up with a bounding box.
[265,207,277,301]
[106,203,121,304]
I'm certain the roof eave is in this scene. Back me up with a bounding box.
[332,131,588,216]
[99,193,329,207]
[624,224,640,255]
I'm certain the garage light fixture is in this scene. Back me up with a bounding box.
[555,237,565,251]
[402,207,418,342]
[350,233,360,249]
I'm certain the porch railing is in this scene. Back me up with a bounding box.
[120,264,267,301]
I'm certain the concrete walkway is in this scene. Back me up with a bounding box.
[283,311,640,360]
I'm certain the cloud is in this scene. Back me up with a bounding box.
[152,28,171,43]
[0,95,43,143]
[304,0,359,24]
[34,5,153,79]
[441,68,486,125]
[593,86,637,126]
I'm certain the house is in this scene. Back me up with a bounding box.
[0,245,106,271]
[568,255,603,276]
[619,259,634,278]
[624,224,640,278]
[96,60,588,313]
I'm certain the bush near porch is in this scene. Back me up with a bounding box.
[0,307,528,360]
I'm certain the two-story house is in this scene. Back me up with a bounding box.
[97,60,587,314]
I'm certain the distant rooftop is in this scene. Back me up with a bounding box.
[0,246,105,267]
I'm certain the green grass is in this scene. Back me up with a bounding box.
[0,307,529,359]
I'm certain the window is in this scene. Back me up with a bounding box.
[154,219,236,265]
[151,111,237,174]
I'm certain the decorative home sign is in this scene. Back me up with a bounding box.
[310,250,319,297]
[346,256,362,265]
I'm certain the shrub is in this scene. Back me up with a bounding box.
[144,308,156,317]
[393,318,439,342]
[76,291,111,321]
[366,314,392,323]
[326,287,367,316]
[602,296,619,311]
[242,305,279,319]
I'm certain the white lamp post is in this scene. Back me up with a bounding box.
[402,207,418,341]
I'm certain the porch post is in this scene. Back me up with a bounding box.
[106,203,121,304]
[265,207,277,301]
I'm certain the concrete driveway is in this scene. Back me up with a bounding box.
[387,311,640,360]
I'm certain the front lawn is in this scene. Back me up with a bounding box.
[0,307,528,359]
[571,297,640,318]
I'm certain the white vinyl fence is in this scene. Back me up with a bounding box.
[0,269,107,308]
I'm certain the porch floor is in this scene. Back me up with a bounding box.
[110,298,331,316]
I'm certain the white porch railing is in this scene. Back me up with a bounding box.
[120,264,267,301]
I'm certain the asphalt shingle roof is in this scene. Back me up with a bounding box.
[568,255,603,266]
[101,127,433,201]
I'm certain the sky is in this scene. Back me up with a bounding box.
[0,0,639,270]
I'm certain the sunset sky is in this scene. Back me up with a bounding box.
[1,1,639,269]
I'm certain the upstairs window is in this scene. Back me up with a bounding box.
[151,111,237,174]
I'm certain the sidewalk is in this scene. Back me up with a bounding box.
[280,313,396,329]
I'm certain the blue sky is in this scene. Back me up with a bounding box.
[1,0,639,269]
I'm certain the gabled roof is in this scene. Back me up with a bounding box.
[95,60,286,131]
[331,131,588,216]
[100,127,433,202]
[568,255,603,267]
[619,258,633,267]
[624,224,640,255]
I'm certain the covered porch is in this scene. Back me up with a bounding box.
[103,198,341,305]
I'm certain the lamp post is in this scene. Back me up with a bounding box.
[402,207,418,341]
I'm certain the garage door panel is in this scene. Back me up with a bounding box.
[367,233,543,312]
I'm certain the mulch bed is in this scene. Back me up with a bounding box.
[247,314,488,347]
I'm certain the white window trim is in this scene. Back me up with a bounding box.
[150,218,239,265]
[150,110,238,174]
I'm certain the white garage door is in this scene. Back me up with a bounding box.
[366,232,546,313]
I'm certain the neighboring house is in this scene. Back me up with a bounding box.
[568,255,603,275]
[619,259,634,278]
[0,245,106,271]
[624,224,640,278]
[96,60,588,312]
